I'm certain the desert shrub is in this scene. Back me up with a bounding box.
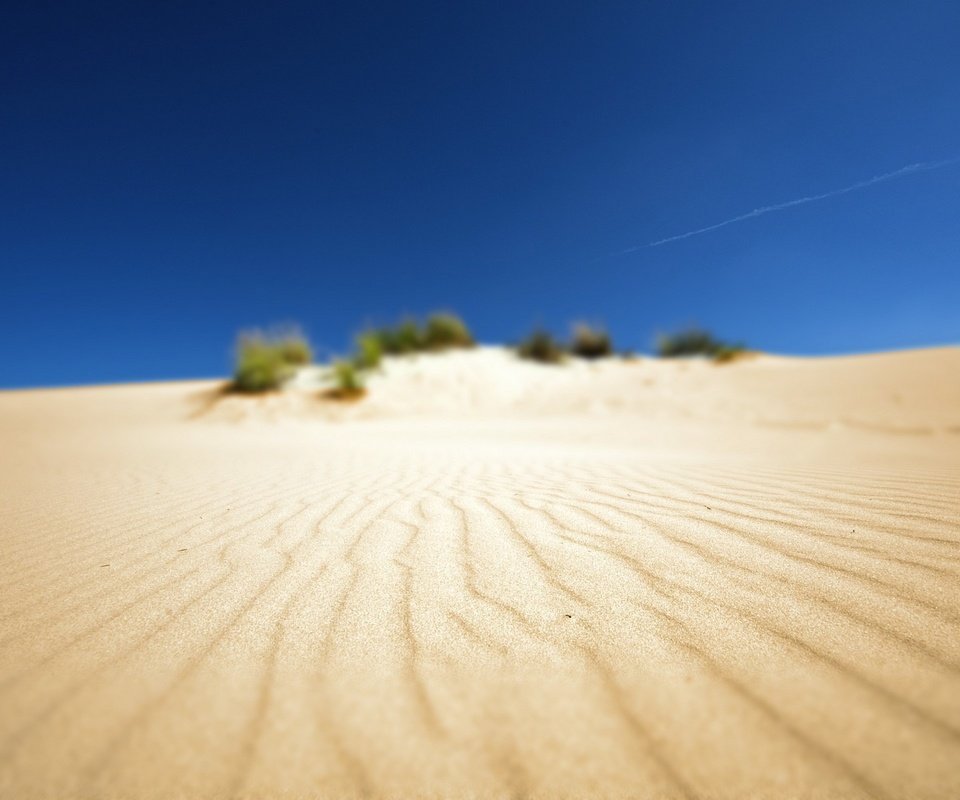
[230,327,313,392]
[354,331,383,369]
[359,312,472,358]
[516,329,565,364]
[656,328,746,363]
[656,328,723,357]
[394,318,424,353]
[232,335,292,392]
[368,313,472,355]
[372,318,423,355]
[712,343,748,364]
[570,323,613,359]
[329,359,366,399]
[275,330,313,365]
[368,328,396,355]
[423,312,474,350]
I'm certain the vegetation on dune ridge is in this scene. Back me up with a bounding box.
[354,331,383,370]
[516,322,615,363]
[232,328,314,392]
[711,343,749,363]
[362,318,420,356]
[233,337,289,393]
[327,360,366,400]
[229,311,478,399]
[333,311,476,399]
[656,327,747,363]
[229,314,751,398]
[391,318,425,354]
[516,328,566,364]
[423,312,474,349]
[275,330,313,365]
[569,323,613,359]
[355,311,474,362]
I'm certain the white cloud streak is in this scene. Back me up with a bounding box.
[623,156,960,251]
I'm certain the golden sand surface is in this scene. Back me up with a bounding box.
[1,347,959,799]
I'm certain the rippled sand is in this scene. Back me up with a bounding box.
[1,347,959,798]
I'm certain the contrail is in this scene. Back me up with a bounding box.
[623,156,960,251]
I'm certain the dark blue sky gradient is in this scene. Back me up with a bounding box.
[2,1,959,387]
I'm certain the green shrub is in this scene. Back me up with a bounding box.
[275,331,313,365]
[656,328,722,357]
[230,327,313,392]
[354,331,383,369]
[369,328,396,355]
[656,328,746,362]
[712,343,748,364]
[570,323,613,359]
[423,312,474,350]
[516,329,565,364]
[394,318,424,353]
[372,318,424,355]
[329,359,366,399]
[354,311,473,360]
[232,335,292,392]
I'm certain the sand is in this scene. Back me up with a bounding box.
[1,346,959,799]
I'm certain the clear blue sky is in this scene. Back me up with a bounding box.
[2,1,958,387]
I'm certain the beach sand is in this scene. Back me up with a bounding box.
[1,347,959,799]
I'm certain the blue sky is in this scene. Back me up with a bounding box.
[2,1,958,387]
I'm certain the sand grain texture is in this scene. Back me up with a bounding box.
[1,347,959,799]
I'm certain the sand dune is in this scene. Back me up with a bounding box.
[1,347,959,799]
